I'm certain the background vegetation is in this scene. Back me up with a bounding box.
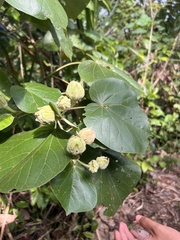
[0,0,179,239]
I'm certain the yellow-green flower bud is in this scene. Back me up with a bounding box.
[96,156,109,170]
[0,95,8,109]
[88,160,99,173]
[35,105,55,124]
[66,81,85,101]
[56,96,71,111]
[78,128,96,145]
[67,135,86,155]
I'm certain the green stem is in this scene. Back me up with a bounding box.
[61,117,78,129]
[77,159,89,169]
[5,106,17,113]
[69,106,85,110]
[45,62,81,79]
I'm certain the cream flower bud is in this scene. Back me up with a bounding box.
[56,96,71,111]
[78,128,96,145]
[67,135,86,155]
[35,105,55,124]
[66,81,85,101]
[96,156,109,170]
[88,160,99,173]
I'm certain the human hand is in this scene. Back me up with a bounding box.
[114,215,180,240]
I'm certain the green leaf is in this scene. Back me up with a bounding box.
[0,0,4,7]
[80,147,141,216]
[141,161,154,173]
[5,0,73,59]
[0,114,14,130]
[51,162,97,215]
[5,0,68,29]
[15,201,29,208]
[50,24,73,60]
[10,82,61,113]
[84,78,150,154]
[0,125,70,192]
[0,70,11,99]
[42,31,59,51]
[129,48,145,61]
[59,0,90,19]
[78,60,141,94]
[135,14,151,27]
[99,0,111,11]
[132,28,147,34]
[83,232,95,239]
[94,150,141,216]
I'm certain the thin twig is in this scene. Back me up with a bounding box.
[44,62,81,80]
[37,229,52,240]
[142,0,155,86]
[69,106,85,110]
[153,31,180,87]
[50,54,55,88]
[18,42,24,79]
[96,228,102,240]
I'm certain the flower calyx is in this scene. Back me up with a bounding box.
[66,81,85,101]
[88,160,99,173]
[67,135,86,155]
[35,105,55,124]
[56,96,71,111]
[88,156,110,173]
[78,127,96,145]
[96,156,110,169]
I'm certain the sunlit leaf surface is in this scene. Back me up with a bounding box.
[84,78,150,154]
[51,162,97,214]
[11,83,61,113]
[0,125,70,192]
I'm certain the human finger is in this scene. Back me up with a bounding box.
[136,215,157,236]
[120,222,137,240]
[114,229,122,240]
[130,230,146,240]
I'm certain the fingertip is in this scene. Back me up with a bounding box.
[114,229,120,239]
[120,222,128,229]
[136,215,143,222]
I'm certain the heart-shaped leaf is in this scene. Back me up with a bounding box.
[84,78,150,154]
[80,147,141,215]
[51,162,97,215]
[11,83,61,113]
[0,125,70,192]
[94,150,141,216]
[78,60,141,94]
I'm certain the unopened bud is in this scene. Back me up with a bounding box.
[78,128,96,145]
[0,95,8,109]
[96,156,109,170]
[67,135,86,155]
[35,105,55,124]
[66,81,85,101]
[88,160,99,173]
[56,96,71,111]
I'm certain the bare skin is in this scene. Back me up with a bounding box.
[114,215,180,240]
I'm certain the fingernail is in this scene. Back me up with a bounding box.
[136,215,143,222]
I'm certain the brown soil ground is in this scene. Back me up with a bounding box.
[1,166,179,239]
[94,166,180,240]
